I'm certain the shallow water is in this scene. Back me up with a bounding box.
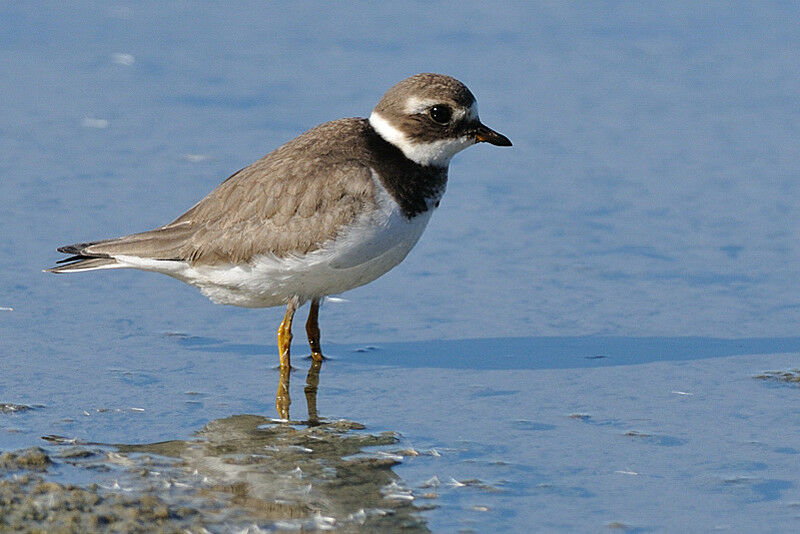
[4,337,800,531]
[2,2,800,532]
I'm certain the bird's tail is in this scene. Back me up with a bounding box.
[46,223,197,274]
[45,257,120,273]
[45,241,122,273]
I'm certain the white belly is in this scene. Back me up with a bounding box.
[124,173,439,308]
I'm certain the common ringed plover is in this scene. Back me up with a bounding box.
[47,73,512,369]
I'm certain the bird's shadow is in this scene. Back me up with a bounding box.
[173,333,800,373]
[170,333,800,419]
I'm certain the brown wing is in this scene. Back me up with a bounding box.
[73,119,377,265]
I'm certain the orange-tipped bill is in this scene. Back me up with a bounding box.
[474,123,512,146]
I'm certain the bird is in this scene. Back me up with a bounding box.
[47,73,512,370]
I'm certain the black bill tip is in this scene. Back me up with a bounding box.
[474,123,512,146]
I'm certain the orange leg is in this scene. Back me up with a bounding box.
[275,298,299,419]
[277,297,298,369]
[305,298,324,362]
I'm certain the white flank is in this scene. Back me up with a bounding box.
[369,112,475,167]
[106,170,438,308]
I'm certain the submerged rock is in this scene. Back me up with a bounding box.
[755,370,800,385]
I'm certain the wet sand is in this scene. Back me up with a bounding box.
[1,413,431,533]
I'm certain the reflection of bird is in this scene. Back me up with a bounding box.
[47,73,511,368]
[116,412,426,531]
[275,356,322,422]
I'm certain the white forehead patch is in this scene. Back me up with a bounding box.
[369,112,476,167]
[404,96,439,115]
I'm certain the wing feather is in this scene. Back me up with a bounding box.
[54,119,377,266]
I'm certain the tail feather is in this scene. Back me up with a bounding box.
[77,224,194,260]
[45,257,120,273]
[57,242,104,255]
[56,254,89,264]
[47,223,196,274]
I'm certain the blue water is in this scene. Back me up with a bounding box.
[2,3,800,532]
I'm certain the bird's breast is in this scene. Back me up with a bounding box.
[326,169,437,270]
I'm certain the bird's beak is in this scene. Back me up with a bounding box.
[474,123,512,146]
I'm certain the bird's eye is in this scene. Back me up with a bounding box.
[428,105,452,125]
